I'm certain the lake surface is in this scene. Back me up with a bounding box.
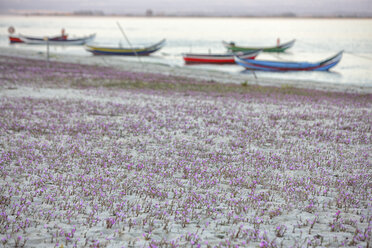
[1,16,372,88]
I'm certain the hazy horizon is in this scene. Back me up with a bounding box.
[1,0,372,16]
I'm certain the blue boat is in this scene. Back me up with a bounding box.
[234,51,343,71]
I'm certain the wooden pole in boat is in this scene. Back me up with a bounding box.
[116,22,142,65]
[252,70,257,80]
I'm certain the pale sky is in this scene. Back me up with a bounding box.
[1,0,371,15]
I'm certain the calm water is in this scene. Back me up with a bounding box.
[1,16,372,87]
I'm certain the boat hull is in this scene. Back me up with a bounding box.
[9,36,24,43]
[9,34,68,44]
[223,39,295,53]
[234,51,343,71]
[20,34,95,45]
[183,50,260,64]
[85,39,166,56]
[86,48,161,56]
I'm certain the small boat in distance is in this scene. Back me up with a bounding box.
[85,39,166,56]
[9,34,68,44]
[9,27,68,44]
[234,51,343,71]
[183,50,261,64]
[20,33,96,45]
[223,39,295,53]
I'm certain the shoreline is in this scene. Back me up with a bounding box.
[2,14,372,19]
[1,46,371,94]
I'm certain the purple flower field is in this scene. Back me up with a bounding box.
[0,56,371,247]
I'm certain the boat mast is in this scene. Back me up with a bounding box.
[116,22,142,64]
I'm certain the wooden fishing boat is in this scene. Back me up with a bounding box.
[234,51,343,71]
[9,34,68,44]
[183,50,260,64]
[19,34,96,45]
[85,39,166,56]
[223,39,295,53]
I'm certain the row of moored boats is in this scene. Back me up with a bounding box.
[9,29,343,72]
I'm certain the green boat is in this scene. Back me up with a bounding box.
[222,39,295,53]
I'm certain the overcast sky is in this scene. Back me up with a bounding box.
[1,0,371,15]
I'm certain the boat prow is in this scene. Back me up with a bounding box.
[9,33,68,44]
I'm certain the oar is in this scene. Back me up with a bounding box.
[116,22,143,65]
[297,39,372,60]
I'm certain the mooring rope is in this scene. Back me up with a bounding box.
[297,39,372,61]
[344,51,372,61]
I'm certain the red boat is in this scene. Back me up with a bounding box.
[9,36,25,43]
[183,50,260,64]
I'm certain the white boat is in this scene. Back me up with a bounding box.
[19,33,96,45]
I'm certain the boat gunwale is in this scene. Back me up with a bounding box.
[183,49,261,58]
[223,39,296,51]
[234,51,343,71]
[19,33,96,44]
[85,39,166,53]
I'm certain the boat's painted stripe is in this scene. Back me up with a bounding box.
[184,54,257,64]
[86,47,161,56]
[9,37,24,43]
[11,35,68,43]
[86,39,165,53]
[240,60,318,69]
[223,39,295,52]
[184,57,235,63]
[235,52,342,71]
[183,50,259,58]
[236,59,323,71]
[236,58,331,71]
[21,34,95,45]
[183,50,260,63]
[87,46,151,53]
[184,54,256,60]
[236,59,338,71]
[24,35,67,41]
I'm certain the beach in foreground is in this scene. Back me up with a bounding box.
[0,49,371,247]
